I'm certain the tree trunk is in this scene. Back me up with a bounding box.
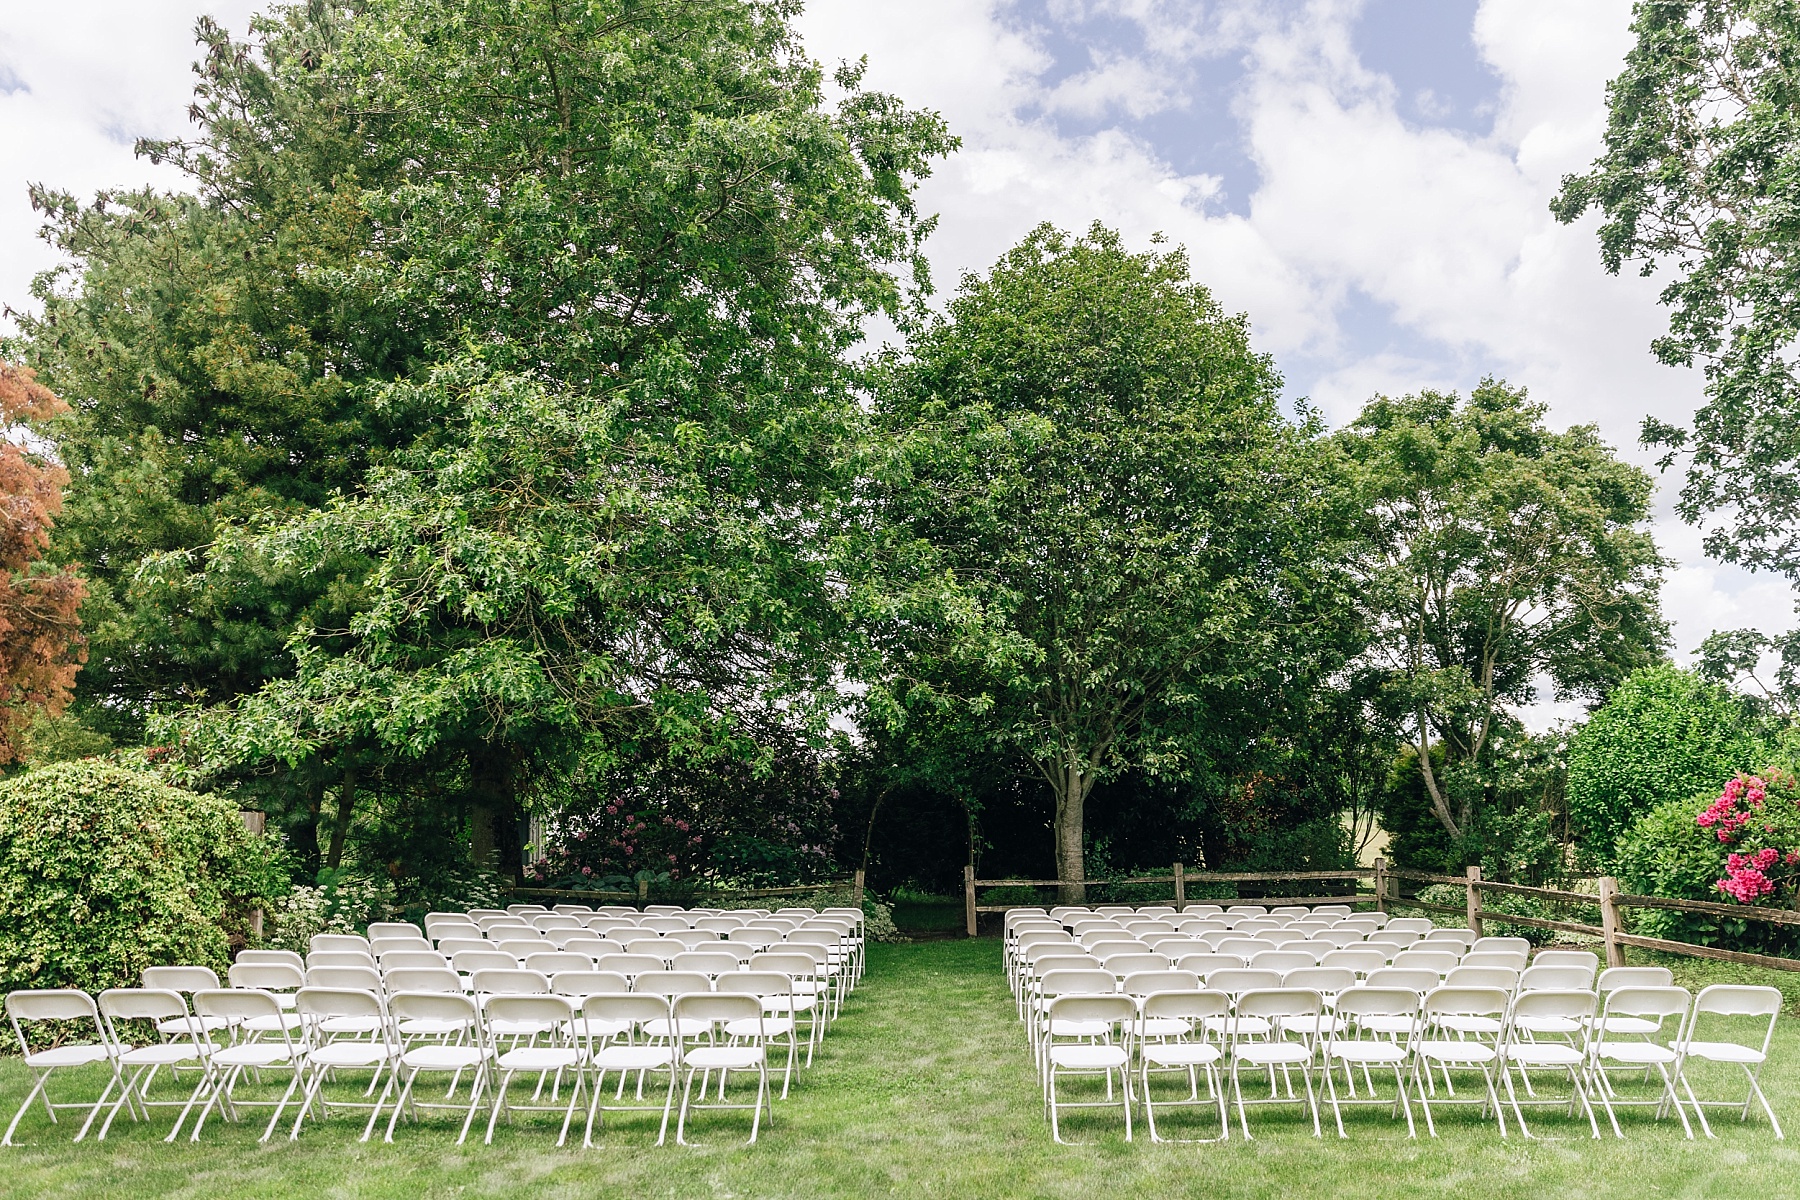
[1052,759,1094,904]
[291,775,323,880]
[469,743,520,880]
[325,767,356,871]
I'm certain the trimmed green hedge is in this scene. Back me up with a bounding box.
[0,761,285,994]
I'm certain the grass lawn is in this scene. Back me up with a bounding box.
[4,938,1799,1199]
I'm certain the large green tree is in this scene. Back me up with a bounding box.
[865,224,1356,901]
[1553,0,1800,577]
[1336,383,1666,851]
[159,0,954,873]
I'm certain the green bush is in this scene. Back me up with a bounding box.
[0,761,285,994]
[1613,792,1797,952]
[1567,665,1766,867]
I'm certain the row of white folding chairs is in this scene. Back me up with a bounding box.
[4,982,802,1148]
[1029,977,1783,1144]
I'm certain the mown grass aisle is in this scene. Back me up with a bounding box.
[3,939,1800,1198]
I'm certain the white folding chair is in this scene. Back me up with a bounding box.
[1499,989,1601,1139]
[483,994,584,1145]
[1411,985,1510,1137]
[289,986,399,1141]
[3,990,114,1145]
[186,989,306,1142]
[580,994,679,1146]
[1674,984,1782,1139]
[311,934,373,954]
[379,992,492,1143]
[1589,985,1695,1138]
[1323,987,1418,1139]
[1136,990,1228,1143]
[93,987,216,1141]
[672,993,772,1146]
[1043,993,1135,1144]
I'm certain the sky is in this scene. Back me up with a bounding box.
[0,0,1794,722]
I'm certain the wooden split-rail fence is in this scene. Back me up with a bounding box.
[963,861,1800,973]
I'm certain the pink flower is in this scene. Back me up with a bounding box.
[582,866,592,876]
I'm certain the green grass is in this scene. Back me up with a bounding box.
[4,939,1800,1198]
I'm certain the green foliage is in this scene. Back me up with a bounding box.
[0,761,285,993]
[1566,664,1767,865]
[1554,1,1800,578]
[1615,794,1758,945]
[1338,382,1664,848]
[866,222,1356,890]
[1377,729,1570,882]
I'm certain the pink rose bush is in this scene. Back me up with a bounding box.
[1697,771,1800,905]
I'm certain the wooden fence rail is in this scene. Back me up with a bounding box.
[969,857,1800,973]
[509,872,865,908]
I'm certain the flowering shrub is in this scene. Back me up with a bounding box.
[1696,770,1800,905]
[263,869,396,952]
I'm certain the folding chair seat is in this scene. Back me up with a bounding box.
[3,990,115,1145]
[1499,989,1600,1140]
[312,934,373,954]
[1410,986,1510,1137]
[1043,994,1135,1144]
[482,995,584,1145]
[580,994,679,1145]
[1589,985,1696,1138]
[1674,984,1784,1138]
[186,989,306,1143]
[1323,986,1419,1139]
[1229,988,1324,1139]
[239,949,306,970]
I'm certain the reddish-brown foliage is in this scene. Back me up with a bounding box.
[0,364,86,761]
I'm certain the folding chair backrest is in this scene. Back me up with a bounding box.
[379,951,450,971]
[1032,955,1101,977]
[1365,968,1439,995]
[551,971,631,998]
[452,951,518,974]
[639,916,689,934]
[673,992,761,1029]
[1120,970,1200,998]
[1533,950,1599,973]
[1311,930,1365,948]
[526,952,595,976]
[99,986,192,1026]
[669,930,721,948]
[388,991,478,1027]
[1046,993,1136,1027]
[1602,985,1691,1023]
[7,988,100,1024]
[751,952,819,982]
[195,987,284,1024]
[370,922,424,939]
[1472,936,1530,955]
[673,952,741,977]
[1367,931,1420,949]
[370,937,433,953]
[1236,987,1321,1020]
[1249,951,1314,974]
[1101,953,1169,977]
[788,929,839,948]
[1460,951,1527,971]
[1509,988,1595,1027]
[632,971,711,998]
[485,994,573,1027]
[470,968,551,996]
[230,962,304,991]
[1226,906,1268,917]
[1598,966,1673,992]
[1321,948,1389,975]
[1443,966,1518,991]
[584,993,671,1025]
[1333,985,1418,1021]
[597,954,672,980]
[142,965,219,994]
[644,905,687,916]
[1392,949,1458,974]
[382,967,462,994]
[496,940,555,959]
[308,951,377,970]
[1519,965,1592,992]
[1206,969,1281,997]
[437,939,490,956]
[717,971,794,1000]
[1313,905,1353,918]
[1284,967,1355,996]
[694,917,746,933]
[307,965,383,992]
[238,949,305,969]
[1688,985,1782,1054]
[1219,939,1265,959]
[564,939,622,959]
[1173,953,1246,978]
[1385,918,1432,934]
[533,916,583,932]
[1141,989,1230,1022]
[1421,985,1509,1019]
[1423,928,1476,948]
[1038,969,1118,998]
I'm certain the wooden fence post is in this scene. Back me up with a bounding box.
[1465,865,1483,936]
[853,869,865,907]
[1599,875,1625,968]
[964,865,978,938]
[1173,862,1186,911]
[636,877,649,906]
[1374,858,1388,914]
